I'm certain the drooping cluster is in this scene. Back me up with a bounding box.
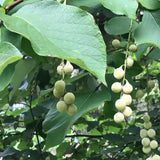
[140,115,160,160]
[53,61,77,116]
[111,40,136,123]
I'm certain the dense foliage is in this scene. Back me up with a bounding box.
[0,0,160,159]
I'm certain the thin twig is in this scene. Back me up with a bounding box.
[66,134,104,138]
[5,0,23,12]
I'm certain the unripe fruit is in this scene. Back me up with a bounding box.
[115,99,126,111]
[123,81,133,94]
[142,146,151,154]
[114,112,124,123]
[45,156,50,160]
[150,140,158,149]
[67,104,77,116]
[140,129,148,138]
[123,106,132,117]
[142,138,150,147]
[64,61,73,75]
[111,82,122,93]
[113,66,125,79]
[144,122,152,129]
[126,56,134,68]
[53,88,64,98]
[19,157,23,160]
[55,80,65,91]
[56,101,67,112]
[57,65,63,75]
[64,92,75,104]
[121,94,132,105]
[112,39,120,48]
[129,44,137,52]
[136,89,144,99]
[147,80,155,88]
[147,129,156,138]
[152,154,160,160]
[143,115,150,122]
[146,157,152,160]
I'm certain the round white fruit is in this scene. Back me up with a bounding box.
[112,39,120,48]
[114,112,124,123]
[147,129,156,138]
[143,115,150,122]
[121,94,132,105]
[123,106,132,117]
[113,67,125,79]
[126,56,134,68]
[57,65,63,75]
[115,99,126,111]
[64,61,74,75]
[142,138,150,147]
[140,129,148,138]
[142,146,151,154]
[111,82,122,93]
[123,82,133,94]
[144,122,152,129]
[150,140,158,149]
[152,154,160,160]
[136,89,145,99]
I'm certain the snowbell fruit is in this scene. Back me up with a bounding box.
[142,146,151,154]
[112,39,120,48]
[147,129,156,138]
[64,61,74,75]
[67,104,77,116]
[115,99,126,111]
[150,140,158,149]
[126,56,134,68]
[114,112,124,123]
[53,88,64,98]
[56,101,67,112]
[64,92,75,104]
[140,129,148,138]
[143,115,150,122]
[129,44,137,52]
[152,155,160,160]
[147,80,155,88]
[57,65,63,75]
[113,66,125,79]
[111,82,122,93]
[55,80,65,91]
[136,89,144,99]
[142,138,150,147]
[123,82,133,94]
[123,106,132,117]
[121,94,132,105]
[144,122,152,129]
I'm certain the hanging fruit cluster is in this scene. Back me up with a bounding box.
[53,60,77,116]
[111,39,136,123]
[140,115,160,160]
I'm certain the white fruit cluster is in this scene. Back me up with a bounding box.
[140,115,159,159]
[111,66,133,123]
[53,61,77,116]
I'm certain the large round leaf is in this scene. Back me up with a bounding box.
[43,88,111,149]
[134,11,160,48]
[0,1,107,85]
[139,0,160,10]
[99,0,138,19]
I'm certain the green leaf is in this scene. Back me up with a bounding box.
[104,16,138,35]
[147,47,160,60]
[0,41,22,75]
[9,58,36,101]
[0,1,107,85]
[0,61,17,92]
[139,0,160,10]
[0,147,18,157]
[43,89,111,149]
[99,0,138,19]
[134,11,160,47]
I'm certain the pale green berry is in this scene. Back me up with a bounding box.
[64,92,75,104]
[53,88,64,98]
[56,101,67,112]
[140,129,148,138]
[142,138,150,147]
[121,94,132,105]
[146,157,152,160]
[123,106,132,117]
[114,112,124,123]
[126,56,134,68]
[152,154,160,160]
[112,39,120,48]
[136,89,145,99]
[147,80,155,88]
[45,156,50,160]
[115,99,126,111]
[147,129,156,138]
[113,66,125,79]
[64,61,74,75]
[67,104,77,116]
[142,146,151,154]
[144,122,152,129]
[57,65,63,75]
[143,115,150,122]
[150,140,158,149]
[123,82,133,94]
[111,82,122,93]
[129,44,137,52]
[55,80,65,91]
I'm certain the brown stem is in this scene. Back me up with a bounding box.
[5,0,23,12]
[66,134,104,138]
